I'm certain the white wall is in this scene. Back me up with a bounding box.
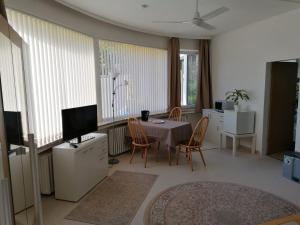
[211,8,300,153]
[180,38,199,50]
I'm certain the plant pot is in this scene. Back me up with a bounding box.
[234,104,240,112]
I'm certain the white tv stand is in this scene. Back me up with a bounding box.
[52,133,108,202]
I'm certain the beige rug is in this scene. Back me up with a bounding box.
[145,182,300,225]
[66,170,157,225]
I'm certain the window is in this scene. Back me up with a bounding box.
[98,40,168,120]
[7,9,96,146]
[180,51,199,106]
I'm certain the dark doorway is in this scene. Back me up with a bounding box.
[267,61,299,160]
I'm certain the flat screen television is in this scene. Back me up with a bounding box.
[4,111,24,148]
[62,105,97,143]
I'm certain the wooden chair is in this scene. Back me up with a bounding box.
[127,117,160,168]
[169,107,182,121]
[176,117,209,171]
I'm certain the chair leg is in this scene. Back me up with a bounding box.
[130,143,133,153]
[176,146,181,165]
[130,145,136,164]
[156,142,160,162]
[186,147,190,160]
[189,151,193,171]
[199,147,207,167]
[185,146,189,158]
[144,148,148,168]
[168,147,172,166]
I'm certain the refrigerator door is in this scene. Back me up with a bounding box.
[224,110,255,134]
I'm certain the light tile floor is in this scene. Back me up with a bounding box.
[16,147,300,225]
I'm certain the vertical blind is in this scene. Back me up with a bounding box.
[98,40,168,120]
[7,10,96,146]
[0,33,28,139]
[0,32,17,112]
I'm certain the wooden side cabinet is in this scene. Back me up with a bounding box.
[202,109,224,145]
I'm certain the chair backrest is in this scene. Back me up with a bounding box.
[127,117,149,145]
[169,107,182,121]
[188,117,209,147]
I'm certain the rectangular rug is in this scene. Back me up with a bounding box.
[66,170,158,225]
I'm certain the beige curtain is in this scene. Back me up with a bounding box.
[168,37,181,110]
[0,0,7,20]
[195,39,213,113]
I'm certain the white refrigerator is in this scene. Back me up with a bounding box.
[224,110,255,134]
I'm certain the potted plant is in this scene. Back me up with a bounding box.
[225,89,250,111]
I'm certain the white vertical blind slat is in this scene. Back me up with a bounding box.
[7,9,96,146]
[98,40,168,120]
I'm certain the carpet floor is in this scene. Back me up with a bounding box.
[66,170,157,225]
[145,181,300,225]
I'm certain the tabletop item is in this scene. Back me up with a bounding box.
[152,119,165,124]
[141,110,150,121]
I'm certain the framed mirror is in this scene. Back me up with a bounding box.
[0,14,14,225]
[0,15,35,225]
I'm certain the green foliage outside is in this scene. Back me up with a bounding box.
[187,54,198,106]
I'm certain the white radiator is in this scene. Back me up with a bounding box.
[0,178,13,225]
[108,126,130,156]
[38,152,54,195]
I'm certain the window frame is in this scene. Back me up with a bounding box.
[97,39,169,122]
[180,49,199,109]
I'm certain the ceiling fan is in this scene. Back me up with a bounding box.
[152,0,229,30]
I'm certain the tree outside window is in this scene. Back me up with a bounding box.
[180,51,199,107]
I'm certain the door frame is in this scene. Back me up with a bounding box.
[262,60,299,155]
[262,62,272,156]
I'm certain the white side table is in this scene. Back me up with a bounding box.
[219,131,256,156]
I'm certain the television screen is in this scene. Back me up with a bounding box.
[4,111,24,146]
[62,105,97,142]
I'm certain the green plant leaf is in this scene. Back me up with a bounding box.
[225,89,249,103]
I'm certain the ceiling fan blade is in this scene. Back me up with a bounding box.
[280,0,300,3]
[152,20,191,24]
[201,7,229,21]
[197,21,216,30]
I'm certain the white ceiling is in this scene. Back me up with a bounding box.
[55,0,300,39]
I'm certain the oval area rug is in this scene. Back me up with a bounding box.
[144,182,300,225]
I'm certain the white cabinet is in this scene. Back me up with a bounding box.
[202,109,224,145]
[9,146,34,213]
[53,133,108,202]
